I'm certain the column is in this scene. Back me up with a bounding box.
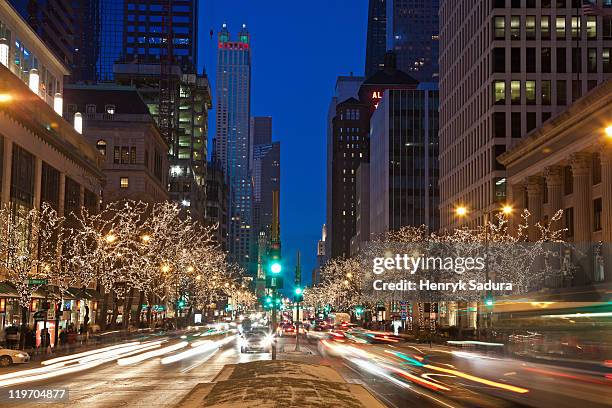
[544,166,563,228]
[508,182,525,232]
[33,157,42,209]
[58,173,66,217]
[1,139,12,205]
[526,175,543,241]
[571,152,592,285]
[600,146,612,282]
[571,152,592,243]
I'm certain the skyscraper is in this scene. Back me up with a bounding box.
[214,24,253,273]
[438,1,612,229]
[364,0,439,82]
[365,0,387,77]
[113,0,210,220]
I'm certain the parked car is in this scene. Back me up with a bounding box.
[0,348,30,367]
[240,329,273,353]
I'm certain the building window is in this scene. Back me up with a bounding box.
[120,177,129,188]
[493,81,505,104]
[557,47,566,73]
[603,48,612,73]
[541,16,551,39]
[604,17,612,39]
[542,48,551,72]
[510,16,520,40]
[593,153,602,184]
[526,80,536,104]
[572,80,582,102]
[511,80,521,104]
[86,104,96,114]
[588,48,597,73]
[96,140,107,157]
[587,16,597,39]
[493,112,506,137]
[511,112,521,138]
[121,146,129,164]
[542,80,551,105]
[493,48,505,72]
[105,104,115,114]
[526,16,536,39]
[556,17,566,40]
[526,112,536,132]
[564,166,573,195]
[510,48,520,72]
[494,16,505,39]
[557,80,567,105]
[565,207,574,238]
[543,0,552,6]
[130,146,136,164]
[571,17,581,40]
[572,48,582,73]
[11,145,34,208]
[526,48,536,72]
[113,146,120,164]
[594,198,602,231]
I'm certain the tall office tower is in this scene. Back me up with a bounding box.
[114,0,210,220]
[326,74,365,259]
[369,85,440,236]
[214,24,253,273]
[71,1,100,82]
[365,0,439,82]
[97,0,123,82]
[391,0,439,82]
[251,117,280,242]
[438,0,612,229]
[365,0,387,76]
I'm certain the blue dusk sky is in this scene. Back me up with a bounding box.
[198,1,368,286]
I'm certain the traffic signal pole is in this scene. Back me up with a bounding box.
[271,289,277,360]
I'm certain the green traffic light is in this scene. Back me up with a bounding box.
[270,262,282,274]
[294,287,302,295]
[485,298,494,306]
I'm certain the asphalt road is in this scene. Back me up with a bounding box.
[0,333,609,408]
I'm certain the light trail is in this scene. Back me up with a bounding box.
[422,364,530,394]
[117,341,188,366]
[161,335,235,365]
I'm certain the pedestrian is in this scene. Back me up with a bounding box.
[59,329,67,348]
[5,325,18,349]
[24,327,35,351]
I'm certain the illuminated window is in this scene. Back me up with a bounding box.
[556,17,566,40]
[96,140,107,156]
[510,16,520,40]
[120,177,129,188]
[525,81,536,105]
[493,81,505,104]
[494,17,505,39]
[587,16,597,39]
[526,16,536,39]
[511,81,521,104]
[541,16,550,39]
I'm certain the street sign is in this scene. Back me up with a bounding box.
[28,278,48,286]
[266,276,283,289]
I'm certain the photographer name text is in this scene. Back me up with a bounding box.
[373,279,513,292]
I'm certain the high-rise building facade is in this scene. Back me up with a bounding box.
[214,24,253,272]
[369,86,440,236]
[326,75,364,260]
[365,0,439,82]
[439,0,612,229]
[365,0,387,77]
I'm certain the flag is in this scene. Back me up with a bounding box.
[582,0,599,15]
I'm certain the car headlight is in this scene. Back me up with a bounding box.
[263,335,273,346]
[14,353,25,358]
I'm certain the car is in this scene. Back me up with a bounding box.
[0,348,30,367]
[279,324,296,337]
[240,329,273,353]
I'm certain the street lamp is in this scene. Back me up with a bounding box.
[605,125,612,139]
[0,93,12,103]
[455,206,468,217]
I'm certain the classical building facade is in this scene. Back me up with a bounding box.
[63,84,169,204]
[439,0,612,229]
[498,79,612,286]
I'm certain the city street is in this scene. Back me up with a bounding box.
[1,330,610,408]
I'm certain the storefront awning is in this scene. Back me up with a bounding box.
[0,282,18,298]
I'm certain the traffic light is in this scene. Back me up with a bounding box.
[294,287,303,302]
[485,297,494,307]
[270,261,282,274]
[177,298,186,308]
[355,306,364,315]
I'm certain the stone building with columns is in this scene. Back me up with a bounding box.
[498,79,612,287]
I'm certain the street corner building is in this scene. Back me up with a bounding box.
[0,2,105,336]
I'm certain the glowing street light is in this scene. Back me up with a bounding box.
[501,205,513,215]
[455,206,468,217]
[605,125,612,139]
[74,112,83,134]
[53,93,63,116]
[141,234,151,243]
[0,93,12,103]
[161,265,170,273]
[29,68,39,95]
[105,234,117,244]
[270,262,282,274]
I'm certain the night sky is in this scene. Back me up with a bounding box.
[198,1,368,286]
